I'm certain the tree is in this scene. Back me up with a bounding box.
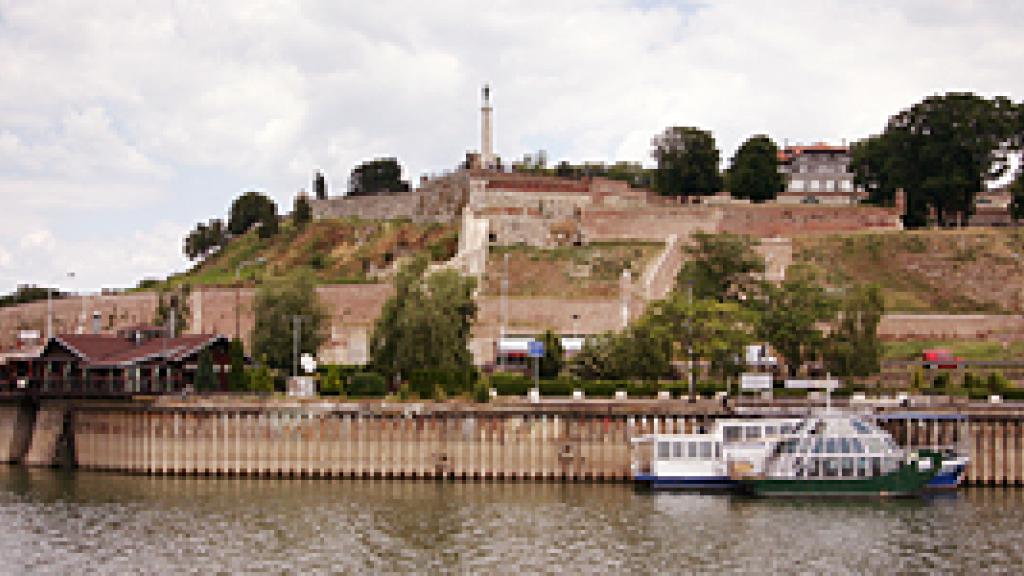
[228,338,247,391]
[248,356,276,393]
[677,231,764,302]
[824,284,885,378]
[539,329,563,379]
[348,158,410,196]
[571,324,673,381]
[369,258,477,383]
[1011,173,1024,222]
[195,348,215,391]
[651,126,723,198]
[229,191,279,238]
[293,192,312,228]
[183,218,228,260]
[755,277,836,376]
[850,93,1021,227]
[314,170,327,200]
[251,271,327,371]
[728,135,783,202]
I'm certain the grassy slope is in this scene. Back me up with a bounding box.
[792,227,1024,314]
[156,218,458,289]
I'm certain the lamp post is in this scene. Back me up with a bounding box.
[46,271,75,341]
[234,257,266,341]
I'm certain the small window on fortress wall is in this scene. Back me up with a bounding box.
[488,232,497,243]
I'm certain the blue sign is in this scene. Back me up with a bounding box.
[527,340,545,358]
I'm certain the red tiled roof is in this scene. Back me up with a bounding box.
[51,333,224,367]
[778,143,849,162]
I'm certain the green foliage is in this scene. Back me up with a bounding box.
[987,372,1009,394]
[154,284,191,334]
[319,364,344,396]
[824,284,885,377]
[293,193,312,228]
[582,380,623,398]
[932,372,951,390]
[184,218,228,261]
[251,270,327,371]
[652,126,723,198]
[539,329,564,379]
[625,380,659,398]
[348,372,387,397]
[491,372,532,396]
[728,134,783,202]
[229,191,279,238]
[572,323,673,381]
[248,356,276,393]
[850,93,1021,226]
[408,368,475,399]
[755,277,836,376]
[0,284,69,308]
[677,231,764,301]
[1011,173,1024,222]
[963,371,983,390]
[539,378,576,396]
[195,348,215,391]
[228,338,247,391]
[369,258,477,383]
[473,379,491,403]
[349,157,410,196]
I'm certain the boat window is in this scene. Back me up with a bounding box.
[823,458,840,478]
[764,426,778,437]
[850,438,863,453]
[658,442,671,459]
[871,457,881,477]
[839,438,850,454]
[858,457,869,477]
[700,442,713,459]
[826,438,838,454]
[841,457,855,477]
[808,458,821,478]
[672,442,683,459]
[851,420,872,434]
[865,438,883,453]
[745,427,762,440]
[714,442,721,459]
[688,442,698,458]
[724,426,742,442]
[812,438,825,454]
[780,424,793,434]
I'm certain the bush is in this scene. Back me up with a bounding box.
[349,372,387,397]
[626,380,659,398]
[933,372,951,390]
[987,372,1009,394]
[319,365,344,396]
[248,359,275,393]
[659,381,688,398]
[967,387,991,400]
[963,371,983,390]
[539,377,577,397]
[694,380,725,398]
[1001,387,1024,401]
[473,380,490,403]
[491,372,531,396]
[583,380,623,398]
[409,368,476,399]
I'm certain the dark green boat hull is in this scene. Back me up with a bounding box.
[739,452,942,497]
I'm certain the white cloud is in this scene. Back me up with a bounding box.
[2,0,1024,292]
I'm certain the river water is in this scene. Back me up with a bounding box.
[1,466,1022,575]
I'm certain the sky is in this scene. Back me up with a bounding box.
[2,0,1023,294]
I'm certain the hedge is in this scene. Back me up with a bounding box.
[582,380,623,398]
[539,378,576,397]
[348,372,387,397]
[409,368,476,399]
[491,373,531,396]
[626,381,659,398]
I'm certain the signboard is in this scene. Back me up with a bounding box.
[527,340,545,358]
[740,373,772,390]
[300,353,317,374]
[745,344,777,366]
[785,379,840,390]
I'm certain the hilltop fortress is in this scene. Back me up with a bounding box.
[5,86,960,367]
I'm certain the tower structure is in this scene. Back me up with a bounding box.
[481,84,495,169]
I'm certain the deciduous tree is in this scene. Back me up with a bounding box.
[651,126,723,198]
[728,135,783,202]
[677,231,764,302]
[251,271,327,371]
[349,158,410,196]
[229,191,279,238]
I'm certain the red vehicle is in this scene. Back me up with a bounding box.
[922,349,961,370]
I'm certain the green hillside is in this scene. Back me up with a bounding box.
[792,227,1024,313]
[151,218,458,289]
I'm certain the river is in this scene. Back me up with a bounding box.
[1,466,1022,574]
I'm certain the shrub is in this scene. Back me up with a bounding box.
[626,380,659,398]
[1001,387,1024,401]
[659,381,688,399]
[491,372,531,396]
[409,368,475,399]
[539,378,576,397]
[349,372,387,397]
[583,380,622,398]
[933,372,951,390]
[248,358,275,393]
[963,371,983,390]
[694,380,725,398]
[473,380,490,403]
[987,372,1009,394]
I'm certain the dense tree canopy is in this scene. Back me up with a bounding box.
[651,126,723,198]
[539,329,564,379]
[251,271,327,371]
[677,231,764,302]
[369,258,477,383]
[293,192,312,227]
[348,157,410,196]
[851,93,1022,227]
[229,191,279,238]
[728,135,783,202]
[824,284,885,378]
[755,277,836,376]
[1011,173,1024,222]
[184,218,228,260]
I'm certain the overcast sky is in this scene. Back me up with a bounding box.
[2,1,1023,294]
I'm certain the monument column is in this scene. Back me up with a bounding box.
[481,84,494,169]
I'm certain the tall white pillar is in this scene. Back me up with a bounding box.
[481,84,494,169]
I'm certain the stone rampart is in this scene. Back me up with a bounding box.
[879,314,1024,341]
[0,292,158,348]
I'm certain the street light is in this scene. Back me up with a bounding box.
[46,271,75,341]
[235,257,266,340]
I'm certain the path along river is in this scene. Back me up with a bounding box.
[1,466,1022,574]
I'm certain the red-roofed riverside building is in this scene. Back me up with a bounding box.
[777,143,862,205]
[0,325,232,397]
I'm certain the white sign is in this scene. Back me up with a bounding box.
[740,373,772,390]
[785,379,840,390]
[300,353,317,374]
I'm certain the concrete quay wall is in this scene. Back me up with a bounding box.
[50,400,1024,486]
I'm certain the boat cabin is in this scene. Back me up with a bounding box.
[762,416,909,479]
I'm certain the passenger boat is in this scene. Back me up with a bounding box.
[630,418,802,490]
[927,452,969,490]
[735,414,943,497]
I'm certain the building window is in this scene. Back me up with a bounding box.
[790,180,805,192]
[841,180,853,192]
[809,180,820,192]
[825,180,835,192]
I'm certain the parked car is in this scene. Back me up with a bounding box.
[922,349,961,370]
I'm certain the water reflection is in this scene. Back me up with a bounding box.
[1,466,1022,574]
